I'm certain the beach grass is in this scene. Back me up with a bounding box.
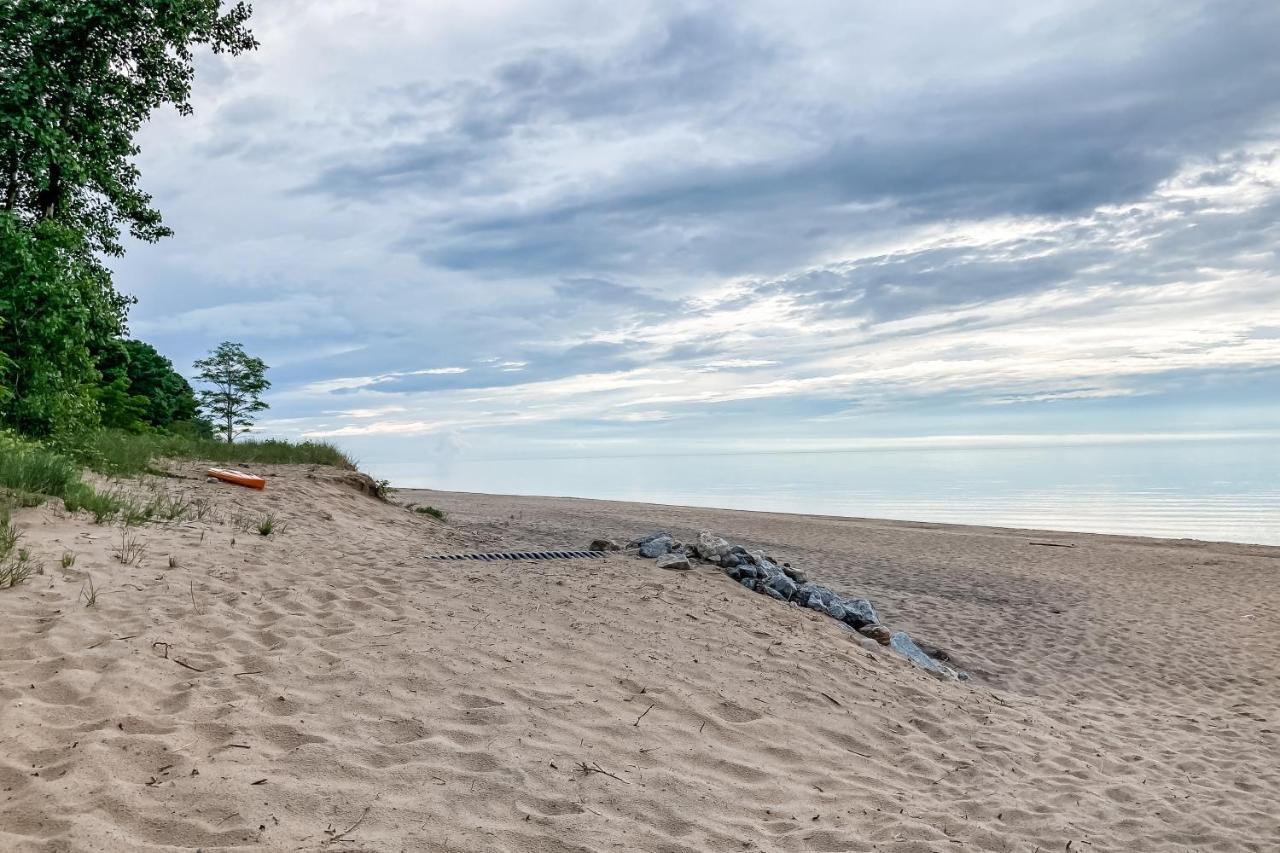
[74,430,355,476]
[1,429,352,529]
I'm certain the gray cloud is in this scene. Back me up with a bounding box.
[115,0,1280,452]
[294,1,1280,282]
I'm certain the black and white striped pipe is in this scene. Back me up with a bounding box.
[424,550,607,561]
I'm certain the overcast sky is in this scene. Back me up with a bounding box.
[114,0,1280,465]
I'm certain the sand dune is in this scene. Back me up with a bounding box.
[1,466,1276,852]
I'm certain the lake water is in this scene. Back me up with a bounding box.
[372,439,1280,546]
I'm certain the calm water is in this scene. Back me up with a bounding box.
[373,440,1280,546]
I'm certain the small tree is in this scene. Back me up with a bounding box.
[193,342,269,443]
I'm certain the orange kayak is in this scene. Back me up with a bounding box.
[207,468,267,490]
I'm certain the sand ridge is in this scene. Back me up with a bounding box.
[0,466,1276,851]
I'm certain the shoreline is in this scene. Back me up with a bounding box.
[396,485,1280,555]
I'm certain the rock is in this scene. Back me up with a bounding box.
[638,535,676,558]
[738,577,754,589]
[889,631,962,679]
[781,564,808,584]
[859,624,893,645]
[205,476,219,483]
[794,583,836,610]
[589,538,621,552]
[761,570,798,601]
[756,582,789,601]
[656,553,692,571]
[695,530,732,560]
[836,597,879,630]
[720,554,741,569]
[857,636,882,653]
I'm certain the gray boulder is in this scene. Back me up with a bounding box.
[836,597,879,630]
[695,530,732,561]
[638,535,676,558]
[720,554,742,569]
[795,583,836,610]
[589,538,621,552]
[757,582,790,601]
[761,570,798,601]
[781,564,808,584]
[656,553,692,571]
[889,631,963,679]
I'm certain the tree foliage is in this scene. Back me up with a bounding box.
[0,1,256,436]
[0,0,257,252]
[194,341,269,443]
[91,338,203,432]
[0,216,129,434]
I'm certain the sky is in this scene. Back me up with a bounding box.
[113,0,1280,467]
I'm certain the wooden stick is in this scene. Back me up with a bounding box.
[576,761,630,785]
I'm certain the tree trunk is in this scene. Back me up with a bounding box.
[36,162,62,220]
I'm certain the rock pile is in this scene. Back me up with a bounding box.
[620,529,966,680]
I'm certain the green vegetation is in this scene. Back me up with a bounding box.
[0,507,39,588]
[256,512,280,536]
[1,2,256,438]
[73,430,354,476]
[194,342,271,443]
[414,505,447,521]
[0,7,365,597]
[79,574,98,608]
[95,339,207,434]
[1,430,350,543]
[0,431,81,497]
[114,526,146,565]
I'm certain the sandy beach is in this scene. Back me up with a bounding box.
[2,463,1277,852]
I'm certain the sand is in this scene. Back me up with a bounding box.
[1,466,1277,852]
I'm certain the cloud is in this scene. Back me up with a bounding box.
[114,1,1280,456]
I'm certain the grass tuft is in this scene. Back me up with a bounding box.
[114,526,147,565]
[256,511,281,536]
[0,510,39,589]
[414,505,446,521]
[80,574,98,607]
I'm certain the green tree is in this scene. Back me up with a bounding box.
[0,217,128,435]
[93,338,149,431]
[193,341,269,443]
[116,339,202,429]
[1,1,256,250]
[0,1,256,435]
